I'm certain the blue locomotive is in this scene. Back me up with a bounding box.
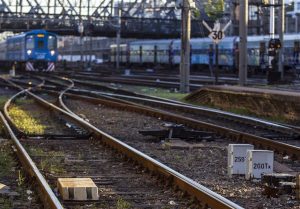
[0,30,58,71]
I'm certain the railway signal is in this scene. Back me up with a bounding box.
[268,38,281,50]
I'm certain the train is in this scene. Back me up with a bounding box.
[0,29,58,72]
[110,34,300,73]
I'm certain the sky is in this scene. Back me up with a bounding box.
[5,0,169,16]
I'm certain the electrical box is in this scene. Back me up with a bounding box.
[246,150,274,180]
[228,144,254,177]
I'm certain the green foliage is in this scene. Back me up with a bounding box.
[204,0,224,20]
[0,197,12,209]
[28,147,64,157]
[116,198,132,209]
[0,144,15,178]
[17,170,25,187]
[192,9,201,19]
[0,96,9,109]
[139,88,188,101]
[8,105,46,134]
[39,157,65,174]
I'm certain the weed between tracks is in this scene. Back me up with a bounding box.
[188,100,288,124]
[0,140,39,208]
[0,143,15,178]
[116,198,132,209]
[8,104,46,134]
[139,87,188,101]
[107,83,187,101]
[27,147,66,174]
[0,96,9,109]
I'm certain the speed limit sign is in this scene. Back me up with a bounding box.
[203,20,231,44]
[209,31,225,43]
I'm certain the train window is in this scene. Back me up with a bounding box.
[295,41,300,52]
[37,40,44,49]
[259,42,265,52]
[26,36,34,49]
[48,35,57,50]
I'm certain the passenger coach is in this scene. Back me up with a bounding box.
[110,34,300,74]
[0,30,58,72]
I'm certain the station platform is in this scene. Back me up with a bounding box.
[202,85,300,102]
[186,85,300,123]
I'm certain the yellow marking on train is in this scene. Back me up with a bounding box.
[37,34,45,38]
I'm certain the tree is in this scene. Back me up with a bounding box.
[204,0,224,20]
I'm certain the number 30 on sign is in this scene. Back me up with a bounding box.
[211,31,223,40]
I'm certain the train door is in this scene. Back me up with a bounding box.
[294,41,300,74]
[36,34,46,52]
[168,41,174,66]
[126,44,130,66]
[294,41,300,64]
[139,45,142,65]
[234,42,239,73]
[154,45,157,65]
[259,42,266,71]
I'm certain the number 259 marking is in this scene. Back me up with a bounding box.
[212,31,223,40]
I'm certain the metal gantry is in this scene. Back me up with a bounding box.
[0,0,211,38]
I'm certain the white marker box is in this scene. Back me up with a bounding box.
[228,144,254,177]
[246,150,274,180]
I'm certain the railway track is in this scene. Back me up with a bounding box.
[27,74,300,142]
[9,75,300,157]
[1,77,242,208]
[10,76,300,207]
[55,70,268,86]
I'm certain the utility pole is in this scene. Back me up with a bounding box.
[270,0,275,39]
[88,0,92,71]
[268,0,275,72]
[78,22,84,70]
[180,0,193,93]
[116,3,121,71]
[239,0,248,86]
[278,0,285,79]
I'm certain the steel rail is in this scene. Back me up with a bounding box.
[23,78,300,160]
[59,92,300,160]
[68,88,297,135]
[0,112,63,209]
[42,74,297,135]
[5,79,243,209]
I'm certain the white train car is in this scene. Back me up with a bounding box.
[110,44,128,63]
[112,34,300,73]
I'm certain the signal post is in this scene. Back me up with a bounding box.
[202,20,231,85]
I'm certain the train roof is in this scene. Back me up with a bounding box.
[130,39,174,45]
[7,30,57,40]
[129,34,300,44]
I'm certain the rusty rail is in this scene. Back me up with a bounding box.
[0,112,63,209]
[60,92,300,160]
[4,79,243,209]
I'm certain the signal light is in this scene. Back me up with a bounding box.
[268,39,281,49]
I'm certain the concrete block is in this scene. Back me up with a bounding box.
[227,144,254,177]
[57,178,98,200]
[246,150,274,180]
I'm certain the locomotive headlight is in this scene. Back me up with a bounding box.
[27,50,32,55]
[50,50,55,56]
